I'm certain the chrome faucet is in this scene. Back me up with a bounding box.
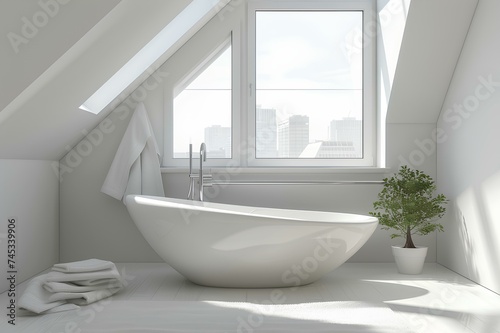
[187,143,211,201]
[199,143,207,201]
[187,143,195,200]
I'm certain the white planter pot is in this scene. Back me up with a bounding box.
[392,246,428,275]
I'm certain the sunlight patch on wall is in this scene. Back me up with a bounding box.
[479,170,500,262]
[456,181,500,290]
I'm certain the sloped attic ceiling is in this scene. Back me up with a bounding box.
[0,0,121,115]
[0,0,229,160]
[386,0,478,124]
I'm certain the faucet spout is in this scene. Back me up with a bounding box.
[187,143,195,200]
[199,143,206,201]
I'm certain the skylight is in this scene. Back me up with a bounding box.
[80,0,230,114]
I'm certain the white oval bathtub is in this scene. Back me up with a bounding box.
[125,195,378,288]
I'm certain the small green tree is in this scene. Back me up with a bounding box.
[370,165,448,248]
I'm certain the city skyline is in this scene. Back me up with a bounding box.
[177,112,362,159]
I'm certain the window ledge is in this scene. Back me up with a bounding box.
[161,166,391,174]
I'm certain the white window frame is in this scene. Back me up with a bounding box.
[247,0,376,167]
[163,0,376,169]
[163,29,242,168]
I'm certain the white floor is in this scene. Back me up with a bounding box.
[3,263,500,332]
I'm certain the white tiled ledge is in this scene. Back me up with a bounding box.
[161,167,392,175]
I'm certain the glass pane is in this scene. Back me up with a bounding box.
[173,46,231,158]
[255,11,363,159]
[256,90,362,158]
[187,47,231,90]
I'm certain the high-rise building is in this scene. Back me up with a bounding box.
[278,115,309,158]
[329,117,362,157]
[204,125,231,158]
[256,107,277,158]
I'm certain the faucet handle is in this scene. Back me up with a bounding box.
[189,173,212,179]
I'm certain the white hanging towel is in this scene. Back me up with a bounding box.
[101,102,165,203]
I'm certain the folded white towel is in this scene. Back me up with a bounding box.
[19,260,124,316]
[48,287,123,305]
[45,268,123,287]
[18,303,79,317]
[52,258,115,273]
[43,280,123,293]
[18,276,79,315]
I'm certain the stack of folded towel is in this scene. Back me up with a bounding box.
[19,259,124,315]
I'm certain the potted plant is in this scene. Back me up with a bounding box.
[370,165,447,274]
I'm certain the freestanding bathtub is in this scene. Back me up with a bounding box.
[125,195,378,288]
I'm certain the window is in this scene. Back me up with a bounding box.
[170,37,235,165]
[165,0,375,168]
[255,11,362,159]
[248,1,375,167]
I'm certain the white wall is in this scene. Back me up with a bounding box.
[437,0,500,295]
[385,0,477,124]
[0,160,59,293]
[59,97,163,262]
[0,0,120,113]
[59,1,439,264]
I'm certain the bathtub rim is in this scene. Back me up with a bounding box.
[126,195,379,225]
